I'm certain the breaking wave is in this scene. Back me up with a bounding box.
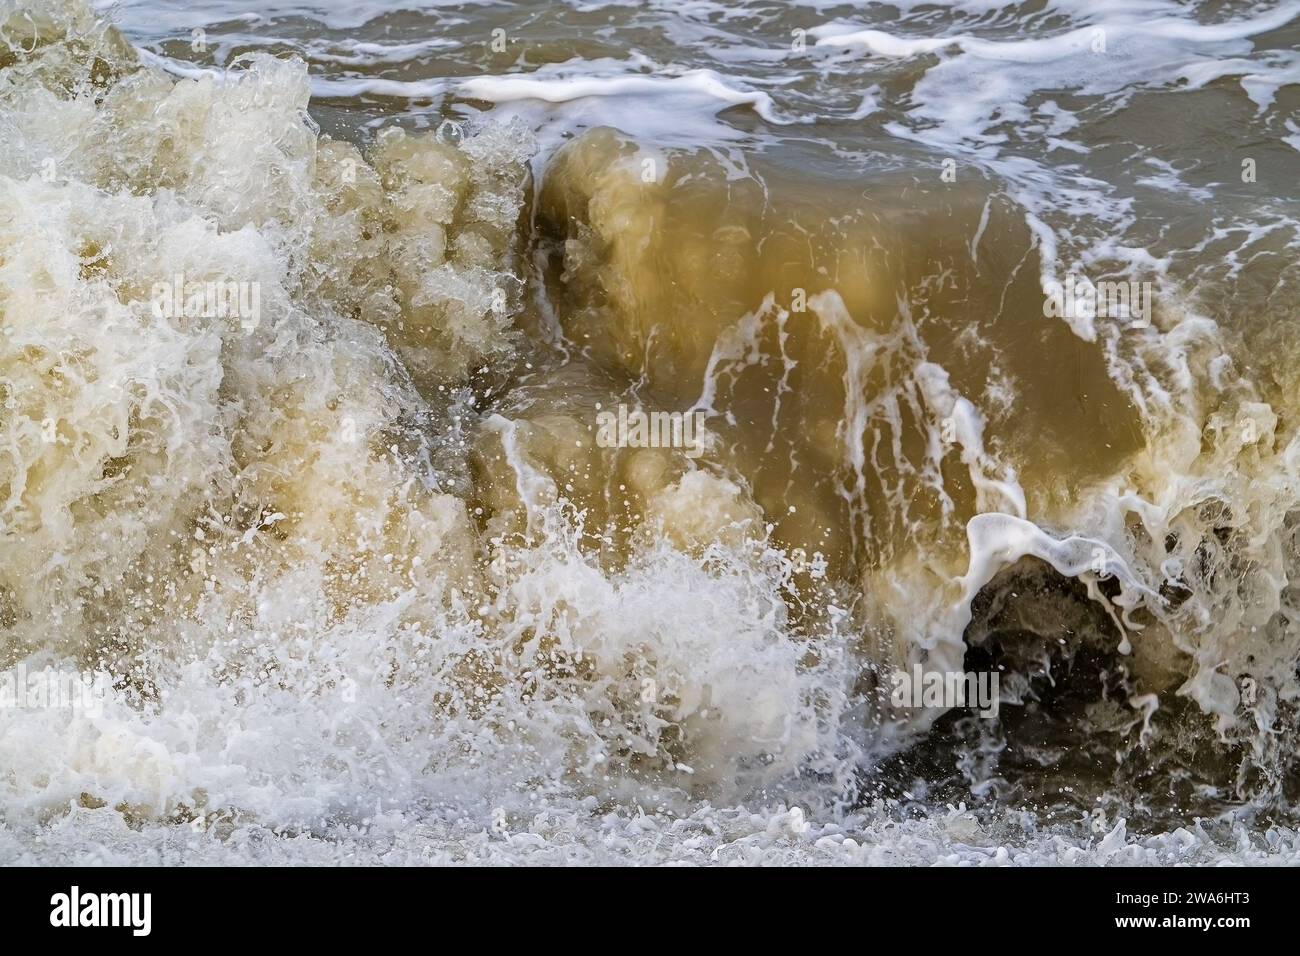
[1,0,1299,863]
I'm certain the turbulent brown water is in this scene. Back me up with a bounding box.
[0,0,1299,864]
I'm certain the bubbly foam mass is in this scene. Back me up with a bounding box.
[0,0,855,833]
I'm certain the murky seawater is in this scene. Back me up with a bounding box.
[1,0,1298,864]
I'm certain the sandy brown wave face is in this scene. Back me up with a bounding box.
[1,0,1300,830]
[531,128,1142,599]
